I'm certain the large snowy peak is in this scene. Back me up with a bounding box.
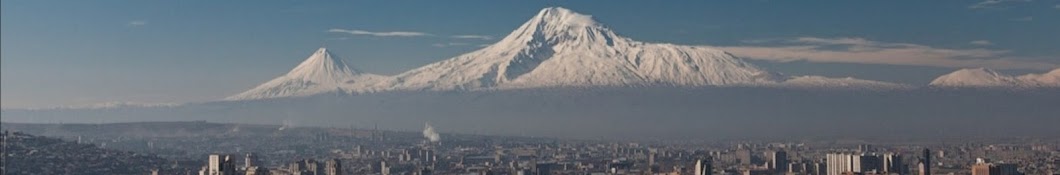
[386,7,781,91]
[226,48,384,100]
[929,68,1060,88]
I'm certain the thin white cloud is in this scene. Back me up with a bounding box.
[328,29,430,37]
[713,37,1057,70]
[432,42,470,48]
[452,35,495,40]
[969,0,1032,9]
[127,20,147,27]
[1055,4,1060,9]
[1010,16,1034,21]
[325,37,352,41]
[969,40,994,46]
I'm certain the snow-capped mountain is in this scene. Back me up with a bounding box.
[929,68,1060,88]
[382,7,897,91]
[225,48,386,100]
[226,7,906,100]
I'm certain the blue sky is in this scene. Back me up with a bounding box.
[2,0,1059,108]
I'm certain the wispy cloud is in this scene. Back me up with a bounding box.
[1054,4,1060,9]
[969,40,994,46]
[126,20,147,27]
[714,37,1056,70]
[1010,16,1034,21]
[328,29,430,37]
[325,37,352,41]
[452,35,495,40]
[969,0,1032,9]
[432,42,470,48]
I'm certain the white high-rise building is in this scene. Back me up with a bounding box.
[827,153,856,175]
[202,154,236,175]
[695,159,712,175]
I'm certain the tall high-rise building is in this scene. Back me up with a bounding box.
[858,154,881,173]
[648,149,657,174]
[204,154,236,175]
[771,150,789,173]
[325,159,342,175]
[827,153,854,175]
[380,160,391,175]
[695,159,713,175]
[882,153,902,174]
[736,149,752,165]
[920,149,931,175]
[810,162,827,175]
[244,153,259,168]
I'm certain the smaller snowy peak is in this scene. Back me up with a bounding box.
[226,48,383,100]
[929,68,1060,88]
[284,48,360,84]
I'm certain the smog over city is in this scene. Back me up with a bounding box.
[2,1,1059,175]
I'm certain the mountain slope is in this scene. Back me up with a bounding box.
[382,7,902,91]
[225,48,385,100]
[929,68,1060,88]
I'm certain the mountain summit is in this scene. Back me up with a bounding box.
[226,48,383,100]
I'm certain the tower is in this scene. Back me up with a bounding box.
[244,153,259,168]
[325,159,342,175]
[920,149,931,175]
[771,150,789,173]
[882,153,903,174]
[380,160,390,175]
[206,154,236,175]
[648,149,657,174]
[695,159,712,175]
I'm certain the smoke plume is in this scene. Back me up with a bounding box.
[423,122,440,142]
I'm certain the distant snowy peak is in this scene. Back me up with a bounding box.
[285,48,360,84]
[929,68,1060,88]
[781,76,913,90]
[225,48,383,100]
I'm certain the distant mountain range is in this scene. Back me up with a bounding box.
[226,7,921,100]
[226,7,1057,101]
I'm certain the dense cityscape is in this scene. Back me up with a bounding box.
[2,122,1057,175]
